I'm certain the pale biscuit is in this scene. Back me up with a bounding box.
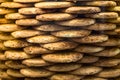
[34,24,70,32]
[41,41,78,50]
[5,50,34,60]
[24,46,54,55]
[92,48,120,57]
[11,30,44,38]
[0,8,16,15]
[22,58,53,67]
[95,69,120,78]
[56,18,95,27]
[4,40,31,48]
[69,66,102,75]
[0,2,32,8]
[36,13,76,21]
[27,35,61,44]
[35,2,74,9]
[82,77,107,80]
[93,59,120,67]
[20,68,54,77]
[50,74,83,80]
[51,30,91,38]
[14,0,43,3]
[7,69,25,78]
[0,32,15,40]
[16,19,43,26]
[86,12,118,19]
[63,7,101,14]
[0,18,14,24]
[0,24,25,32]
[45,63,81,72]
[77,56,99,63]
[72,35,108,43]
[74,45,104,53]
[5,61,27,69]
[42,51,83,63]
[86,23,116,31]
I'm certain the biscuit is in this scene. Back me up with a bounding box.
[115,28,120,33]
[11,30,44,38]
[0,61,8,69]
[94,38,120,46]
[84,1,116,7]
[0,24,25,32]
[24,78,47,80]
[5,13,31,19]
[0,41,10,50]
[69,66,102,75]
[93,59,120,67]
[86,23,116,31]
[74,45,104,53]
[5,50,34,60]
[14,0,43,3]
[72,35,108,43]
[85,12,118,19]
[108,6,120,12]
[107,17,120,23]
[18,7,50,15]
[77,56,99,63]
[0,32,15,40]
[42,51,83,63]
[0,0,12,2]
[24,46,54,55]
[51,30,91,38]
[0,8,16,15]
[27,35,61,44]
[34,24,70,32]
[0,52,6,60]
[35,2,74,9]
[5,61,27,69]
[45,63,81,72]
[7,69,25,78]
[41,41,78,50]
[0,2,32,8]
[0,18,14,24]
[50,74,83,80]
[95,69,120,78]
[93,48,120,57]
[22,58,53,67]
[104,30,118,35]
[16,19,43,26]
[20,68,54,77]
[63,7,101,14]
[36,13,76,21]
[4,40,31,48]
[82,77,107,80]
[56,18,95,27]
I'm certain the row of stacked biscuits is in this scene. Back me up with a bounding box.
[0,0,120,80]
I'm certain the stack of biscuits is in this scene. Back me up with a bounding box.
[0,0,120,80]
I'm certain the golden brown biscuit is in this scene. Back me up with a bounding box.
[34,24,70,32]
[11,30,44,38]
[0,0,12,2]
[20,68,54,77]
[42,51,83,63]
[7,69,25,78]
[56,18,95,27]
[27,35,61,44]
[14,0,43,3]
[4,40,31,48]
[0,41,10,50]
[0,32,14,40]
[24,46,54,55]
[77,56,99,63]
[35,2,74,9]
[0,2,32,8]
[0,52,6,60]
[74,45,104,53]
[45,63,81,72]
[72,35,108,43]
[92,48,120,57]
[69,66,102,75]
[22,58,53,67]
[86,23,116,31]
[0,18,14,24]
[50,74,83,80]
[86,12,118,19]
[107,17,120,24]
[93,59,120,67]
[51,30,91,38]
[5,50,34,60]
[82,77,107,80]
[5,61,27,69]
[16,19,43,26]
[63,6,101,14]
[42,41,78,50]
[0,61,8,69]
[36,13,76,21]
[0,24,25,32]
[24,78,47,80]
[0,8,16,15]
[108,6,120,12]
[95,69,120,78]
